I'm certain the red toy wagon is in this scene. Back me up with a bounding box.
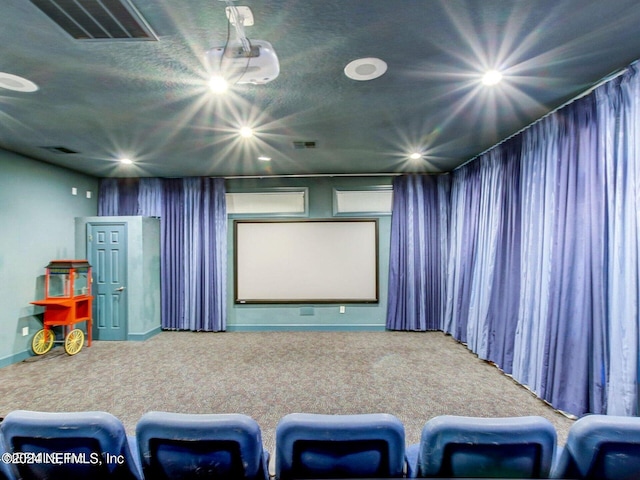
[30,260,93,356]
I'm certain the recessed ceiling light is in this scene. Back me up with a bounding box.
[344,58,387,81]
[208,75,228,93]
[119,157,133,165]
[239,127,254,138]
[0,72,38,92]
[482,70,503,86]
[409,152,422,160]
[258,155,271,162]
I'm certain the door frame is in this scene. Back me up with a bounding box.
[86,221,128,341]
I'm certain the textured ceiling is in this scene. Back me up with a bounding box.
[2,0,640,178]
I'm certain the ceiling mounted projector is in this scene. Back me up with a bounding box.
[205,40,280,85]
[206,2,280,85]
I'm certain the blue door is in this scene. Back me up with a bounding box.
[87,223,127,340]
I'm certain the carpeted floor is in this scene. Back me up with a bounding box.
[0,331,573,453]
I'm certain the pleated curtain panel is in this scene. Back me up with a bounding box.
[98,176,227,332]
[386,61,640,418]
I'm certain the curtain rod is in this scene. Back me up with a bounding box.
[454,64,632,171]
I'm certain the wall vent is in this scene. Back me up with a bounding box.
[292,141,316,149]
[29,0,158,40]
[333,188,393,216]
[226,189,308,216]
[40,146,79,154]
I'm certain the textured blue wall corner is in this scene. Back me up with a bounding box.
[0,150,98,368]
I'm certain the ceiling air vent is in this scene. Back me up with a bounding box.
[41,146,79,154]
[292,141,316,149]
[29,0,157,40]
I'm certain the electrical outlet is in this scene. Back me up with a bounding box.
[22,326,29,336]
[71,187,77,195]
[86,190,92,198]
[339,305,346,314]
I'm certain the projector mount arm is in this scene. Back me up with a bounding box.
[222,0,252,56]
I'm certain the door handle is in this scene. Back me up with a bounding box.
[115,286,126,292]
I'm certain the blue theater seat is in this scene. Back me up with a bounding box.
[136,411,270,480]
[406,415,557,478]
[0,410,142,480]
[551,414,640,479]
[0,432,14,480]
[275,412,406,479]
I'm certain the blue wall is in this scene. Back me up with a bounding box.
[0,150,98,367]
[225,177,393,331]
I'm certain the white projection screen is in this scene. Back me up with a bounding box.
[234,219,379,303]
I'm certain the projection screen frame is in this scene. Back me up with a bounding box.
[234,218,379,304]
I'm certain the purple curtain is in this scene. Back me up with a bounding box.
[512,100,602,416]
[386,174,450,331]
[443,163,481,343]
[445,140,523,371]
[597,68,640,415]
[387,61,640,417]
[98,176,227,331]
[97,178,119,216]
[160,179,186,330]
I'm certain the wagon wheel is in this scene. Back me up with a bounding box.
[32,329,55,355]
[64,329,85,355]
